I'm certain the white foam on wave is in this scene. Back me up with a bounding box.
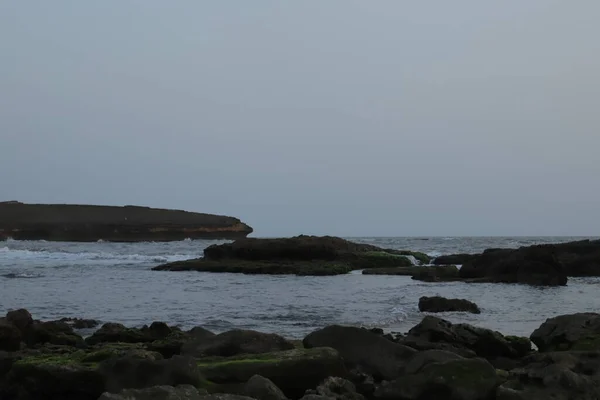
[0,246,194,264]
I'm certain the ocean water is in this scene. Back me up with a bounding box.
[1,236,599,338]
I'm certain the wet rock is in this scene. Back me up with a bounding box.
[197,347,347,399]
[98,384,205,400]
[459,246,568,286]
[410,265,461,282]
[402,349,463,374]
[59,317,100,330]
[497,351,600,400]
[100,354,201,393]
[244,375,287,400]
[406,316,531,361]
[86,323,155,345]
[0,319,22,351]
[303,325,416,380]
[433,254,479,265]
[201,395,257,400]
[316,377,364,400]
[24,321,84,347]
[530,312,600,351]
[6,309,33,332]
[418,296,481,314]
[183,329,294,358]
[375,357,498,400]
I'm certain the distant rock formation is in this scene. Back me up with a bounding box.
[0,201,253,242]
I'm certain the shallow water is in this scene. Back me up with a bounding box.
[1,236,598,338]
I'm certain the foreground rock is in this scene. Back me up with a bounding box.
[303,325,416,380]
[418,296,481,314]
[375,357,498,400]
[498,351,600,400]
[154,236,426,276]
[530,313,600,351]
[99,385,206,400]
[0,201,252,241]
[401,316,531,366]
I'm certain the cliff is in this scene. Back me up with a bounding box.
[0,202,253,242]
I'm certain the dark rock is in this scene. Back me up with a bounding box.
[406,316,532,361]
[197,347,347,399]
[183,329,294,358]
[59,317,100,330]
[303,325,416,380]
[0,202,252,242]
[6,309,33,332]
[375,357,498,400]
[0,319,22,351]
[418,296,481,314]
[362,265,460,282]
[402,349,463,374]
[530,312,600,351]
[460,245,568,286]
[100,354,202,394]
[316,377,364,400]
[433,254,479,265]
[397,336,477,358]
[98,385,204,400]
[244,375,287,400]
[201,396,257,400]
[497,351,600,400]
[86,323,154,345]
[142,322,173,339]
[24,321,84,347]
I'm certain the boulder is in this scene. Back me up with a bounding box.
[402,349,463,375]
[315,377,364,400]
[375,357,498,400]
[59,317,100,330]
[406,316,531,361]
[418,296,481,314]
[24,321,84,347]
[100,354,202,394]
[433,254,479,265]
[530,313,600,351]
[6,309,33,332]
[197,347,347,399]
[98,385,205,400]
[0,320,22,351]
[183,330,294,358]
[497,351,600,400]
[303,325,416,380]
[460,246,568,286]
[243,375,287,400]
[86,323,156,345]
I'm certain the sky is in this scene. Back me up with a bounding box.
[0,1,599,237]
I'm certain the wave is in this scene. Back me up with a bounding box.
[2,272,44,279]
[0,246,195,264]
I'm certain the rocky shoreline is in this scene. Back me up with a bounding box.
[0,202,253,242]
[154,235,600,286]
[2,307,599,400]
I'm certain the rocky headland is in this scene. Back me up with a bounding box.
[0,202,253,242]
[153,235,431,276]
[2,307,600,400]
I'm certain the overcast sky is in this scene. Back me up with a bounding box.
[1,1,598,237]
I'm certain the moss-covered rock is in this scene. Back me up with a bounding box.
[375,358,498,400]
[196,348,347,399]
[347,252,413,269]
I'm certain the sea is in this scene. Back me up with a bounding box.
[1,236,599,338]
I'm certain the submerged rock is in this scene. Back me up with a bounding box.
[418,296,481,314]
[530,313,600,351]
[362,265,459,282]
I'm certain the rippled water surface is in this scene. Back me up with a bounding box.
[1,236,598,338]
